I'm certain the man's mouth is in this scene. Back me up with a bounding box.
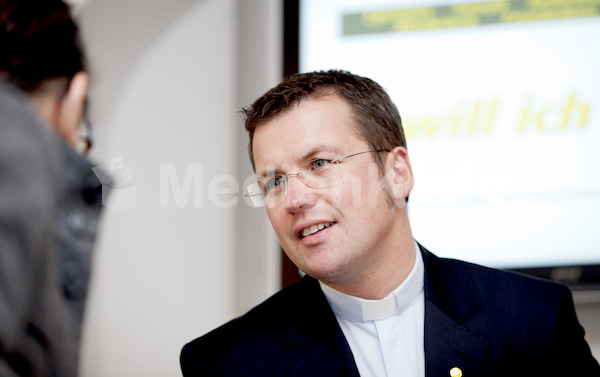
[300,222,336,238]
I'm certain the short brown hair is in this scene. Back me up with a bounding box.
[241,70,406,173]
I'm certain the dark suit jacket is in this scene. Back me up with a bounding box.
[181,244,600,376]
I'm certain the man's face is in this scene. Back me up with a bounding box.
[252,95,402,287]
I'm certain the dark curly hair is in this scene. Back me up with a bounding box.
[0,0,85,93]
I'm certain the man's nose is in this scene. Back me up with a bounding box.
[283,174,316,212]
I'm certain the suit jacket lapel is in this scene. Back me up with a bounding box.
[425,299,489,376]
[421,246,489,376]
[283,277,360,377]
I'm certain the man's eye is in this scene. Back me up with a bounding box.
[310,159,331,170]
[265,175,285,192]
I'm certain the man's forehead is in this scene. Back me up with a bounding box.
[251,95,366,170]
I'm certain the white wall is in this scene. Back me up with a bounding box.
[234,0,283,316]
[77,1,281,376]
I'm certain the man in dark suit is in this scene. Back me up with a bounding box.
[181,70,599,376]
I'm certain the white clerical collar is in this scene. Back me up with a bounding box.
[319,242,424,322]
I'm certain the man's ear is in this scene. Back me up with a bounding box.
[56,71,89,146]
[384,146,414,207]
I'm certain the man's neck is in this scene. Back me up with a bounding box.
[323,239,418,300]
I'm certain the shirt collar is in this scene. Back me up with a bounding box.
[319,241,424,322]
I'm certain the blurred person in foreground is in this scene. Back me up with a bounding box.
[0,0,104,376]
[181,70,600,376]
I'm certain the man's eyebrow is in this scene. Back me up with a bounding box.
[256,162,286,178]
[255,144,345,176]
[256,166,279,178]
[298,144,345,163]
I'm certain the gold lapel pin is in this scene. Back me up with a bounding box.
[450,367,462,377]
